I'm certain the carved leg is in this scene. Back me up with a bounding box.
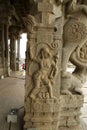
[61,75,73,97]
[74,87,83,95]
[30,87,41,99]
[48,82,53,98]
[61,89,73,96]
[30,74,41,100]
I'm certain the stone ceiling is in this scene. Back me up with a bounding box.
[0,0,37,35]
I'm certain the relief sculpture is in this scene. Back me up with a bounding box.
[61,0,87,95]
[30,44,58,100]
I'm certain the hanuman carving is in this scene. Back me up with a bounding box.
[29,43,58,100]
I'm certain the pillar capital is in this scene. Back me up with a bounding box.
[0,1,15,25]
[9,26,22,40]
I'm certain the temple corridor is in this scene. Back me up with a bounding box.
[1,0,87,130]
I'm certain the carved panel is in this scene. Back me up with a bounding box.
[24,1,60,129]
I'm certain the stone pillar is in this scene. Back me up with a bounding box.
[0,0,15,77]
[0,24,5,77]
[4,24,10,76]
[24,1,60,130]
[10,34,16,71]
[60,0,87,130]
[16,37,20,71]
[0,24,10,77]
[24,0,86,130]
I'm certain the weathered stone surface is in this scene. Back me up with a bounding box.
[30,99,59,112]
[59,125,82,130]
[38,3,54,12]
[27,128,39,130]
[37,33,54,43]
[60,95,84,108]
[24,1,87,130]
[24,1,60,130]
[59,95,84,129]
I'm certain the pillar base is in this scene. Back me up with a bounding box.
[59,95,84,130]
[24,99,60,130]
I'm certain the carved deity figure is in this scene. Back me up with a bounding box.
[30,47,58,100]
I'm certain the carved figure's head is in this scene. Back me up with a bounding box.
[39,47,51,59]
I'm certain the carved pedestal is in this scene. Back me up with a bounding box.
[59,95,84,130]
[24,99,60,130]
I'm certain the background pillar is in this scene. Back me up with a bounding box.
[4,24,10,76]
[10,34,16,71]
[0,24,5,77]
[16,36,21,71]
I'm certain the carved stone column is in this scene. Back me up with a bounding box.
[16,36,21,71]
[4,24,10,76]
[24,1,61,130]
[59,0,87,130]
[0,0,15,76]
[10,34,16,71]
[9,26,22,71]
[24,0,86,130]
[0,24,10,77]
[0,24,5,77]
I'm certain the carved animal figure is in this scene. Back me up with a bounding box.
[61,0,87,95]
[62,0,87,73]
[61,67,87,95]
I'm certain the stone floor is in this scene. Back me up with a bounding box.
[0,71,25,130]
[0,70,87,130]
